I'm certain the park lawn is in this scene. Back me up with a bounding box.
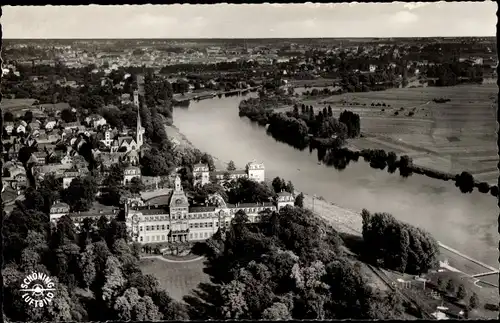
[139,258,210,302]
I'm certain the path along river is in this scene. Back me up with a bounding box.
[172,92,498,272]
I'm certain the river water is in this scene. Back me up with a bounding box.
[173,92,498,269]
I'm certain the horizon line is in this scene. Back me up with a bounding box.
[4,36,496,40]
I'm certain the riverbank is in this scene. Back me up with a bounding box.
[300,190,498,286]
[165,124,228,170]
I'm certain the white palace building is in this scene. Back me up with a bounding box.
[125,175,295,244]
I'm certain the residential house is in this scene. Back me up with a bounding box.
[2,162,27,190]
[49,202,71,223]
[85,114,107,128]
[123,166,141,185]
[44,118,58,131]
[32,163,73,180]
[28,120,42,133]
[16,121,27,134]
[4,122,14,135]
[123,149,140,166]
[62,170,80,189]
[62,121,80,131]
[276,191,295,211]
[28,152,47,166]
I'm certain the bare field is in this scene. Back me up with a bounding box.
[139,258,210,302]
[303,84,498,179]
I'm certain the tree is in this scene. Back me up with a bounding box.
[113,287,161,321]
[456,283,467,300]
[272,176,284,193]
[227,160,236,171]
[62,176,98,212]
[361,209,438,274]
[469,292,479,309]
[79,244,96,289]
[61,108,77,123]
[285,180,294,194]
[455,171,475,194]
[294,193,304,208]
[128,177,145,194]
[219,280,249,319]
[102,255,126,302]
[262,302,291,320]
[437,277,446,292]
[446,279,455,295]
[23,110,33,123]
[4,111,14,122]
[232,210,249,226]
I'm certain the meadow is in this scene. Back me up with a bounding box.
[301,84,498,184]
[139,257,210,302]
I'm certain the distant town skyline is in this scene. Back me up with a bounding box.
[2,2,497,39]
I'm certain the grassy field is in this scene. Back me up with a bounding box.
[300,84,498,183]
[139,257,210,302]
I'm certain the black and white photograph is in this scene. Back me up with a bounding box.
[1,2,498,321]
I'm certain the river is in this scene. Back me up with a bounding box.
[172,92,498,270]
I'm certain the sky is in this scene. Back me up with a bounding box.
[2,2,497,39]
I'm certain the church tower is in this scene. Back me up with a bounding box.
[136,106,144,148]
[174,175,183,192]
[133,90,139,108]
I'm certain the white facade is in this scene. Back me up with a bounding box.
[193,160,266,186]
[246,161,265,183]
[192,163,210,186]
[123,166,141,185]
[126,176,277,244]
[276,191,295,211]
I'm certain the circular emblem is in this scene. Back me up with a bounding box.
[19,272,56,308]
[132,214,139,224]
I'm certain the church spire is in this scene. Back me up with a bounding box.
[136,97,144,148]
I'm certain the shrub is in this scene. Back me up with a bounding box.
[456,284,467,300]
[469,293,479,309]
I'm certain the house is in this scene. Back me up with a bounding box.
[123,166,141,185]
[123,149,140,166]
[85,114,107,128]
[192,163,210,186]
[62,121,80,130]
[49,202,71,223]
[61,154,74,165]
[276,191,295,211]
[96,152,123,168]
[28,120,42,132]
[27,152,46,166]
[32,163,73,179]
[45,119,57,131]
[62,170,80,189]
[16,121,27,134]
[4,122,14,135]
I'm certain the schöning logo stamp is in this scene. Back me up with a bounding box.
[19,272,56,308]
